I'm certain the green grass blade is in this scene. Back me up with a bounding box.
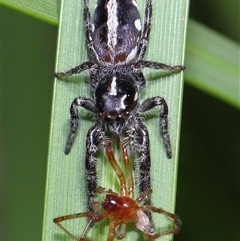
[1,0,59,24]
[42,0,188,240]
[185,20,240,109]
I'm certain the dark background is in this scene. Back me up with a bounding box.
[2,1,239,240]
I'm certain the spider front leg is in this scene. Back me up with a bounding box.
[139,96,172,158]
[65,97,97,154]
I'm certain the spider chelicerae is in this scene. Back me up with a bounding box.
[55,0,185,212]
[53,140,182,240]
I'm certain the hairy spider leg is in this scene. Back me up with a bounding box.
[139,96,171,158]
[137,0,152,60]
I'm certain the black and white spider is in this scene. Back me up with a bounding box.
[55,0,185,212]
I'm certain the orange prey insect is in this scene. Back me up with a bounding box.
[53,141,181,240]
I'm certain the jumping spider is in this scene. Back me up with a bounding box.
[53,141,182,240]
[55,0,185,212]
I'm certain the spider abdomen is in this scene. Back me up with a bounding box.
[92,0,141,64]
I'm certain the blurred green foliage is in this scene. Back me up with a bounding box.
[2,1,239,241]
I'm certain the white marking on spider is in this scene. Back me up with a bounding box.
[126,45,138,62]
[119,95,127,109]
[91,23,95,32]
[132,0,138,9]
[109,77,117,96]
[134,92,139,101]
[135,19,142,31]
[107,0,118,52]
